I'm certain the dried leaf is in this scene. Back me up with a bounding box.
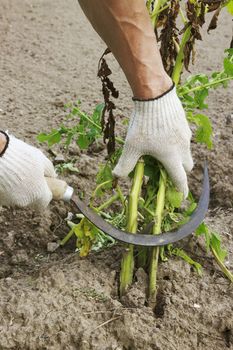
[182,0,207,71]
[159,0,180,76]
[201,0,223,12]
[97,48,119,155]
[207,7,221,32]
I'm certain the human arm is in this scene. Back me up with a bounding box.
[78,0,193,197]
[78,0,172,99]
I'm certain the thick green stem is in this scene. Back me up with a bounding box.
[172,25,192,85]
[119,159,144,297]
[211,247,233,283]
[148,169,167,307]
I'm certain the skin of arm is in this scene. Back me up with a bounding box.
[78,0,172,99]
[78,0,193,197]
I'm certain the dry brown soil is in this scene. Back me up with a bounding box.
[0,1,232,349]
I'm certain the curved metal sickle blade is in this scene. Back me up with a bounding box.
[71,163,210,247]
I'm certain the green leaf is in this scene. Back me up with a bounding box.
[223,58,233,77]
[193,114,213,149]
[37,133,49,143]
[95,163,113,196]
[195,222,210,251]
[225,48,233,58]
[195,222,208,236]
[41,102,103,151]
[184,202,197,216]
[77,134,90,149]
[144,184,157,208]
[73,222,84,240]
[96,163,113,184]
[166,187,183,208]
[71,106,80,116]
[37,130,62,146]
[92,103,104,124]
[123,118,129,126]
[194,88,209,109]
[186,73,209,85]
[227,0,233,15]
[179,51,233,113]
[144,155,160,185]
[48,130,61,146]
[78,124,85,133]
[73,218,98,257]
[65,132,74,147]
[210,232,228,263]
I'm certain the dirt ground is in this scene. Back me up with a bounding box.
[0,1,233,349]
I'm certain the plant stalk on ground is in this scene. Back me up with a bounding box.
[119,159,144,297]
[148,169,167,307]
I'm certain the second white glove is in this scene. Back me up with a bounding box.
[113,85,193,198]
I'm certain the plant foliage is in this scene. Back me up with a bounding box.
[38,0,233,296]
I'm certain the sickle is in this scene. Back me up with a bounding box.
[51,162,209,247]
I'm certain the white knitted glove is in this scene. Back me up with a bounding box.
[113,85,193,198]
[0,132,56,209]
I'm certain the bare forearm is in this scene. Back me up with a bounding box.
[78,0,172,99]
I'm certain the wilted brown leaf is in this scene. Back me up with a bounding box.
[200,0,223,12]
[159,0,180,76]
[97,48,119,155]
[207,7,221,32]
[182,0,207,71]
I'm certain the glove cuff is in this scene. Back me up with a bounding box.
[131,83,184,129]
[132,82,175,102]
[0,131,10,157]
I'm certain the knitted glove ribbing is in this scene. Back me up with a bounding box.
[113,85,193,198]
[0,132,56,209]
